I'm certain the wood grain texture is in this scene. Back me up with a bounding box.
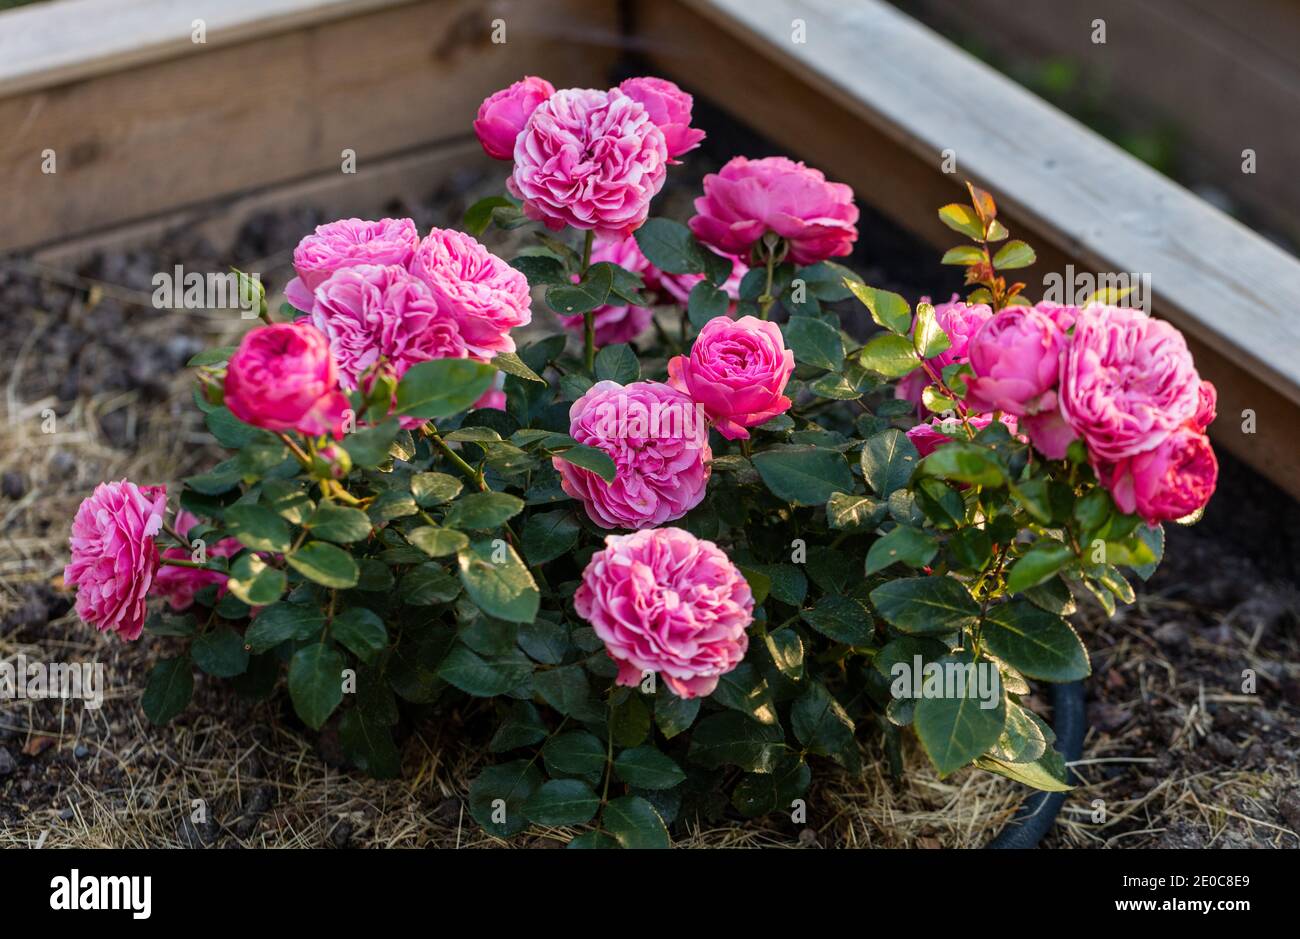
[0,0,617,250]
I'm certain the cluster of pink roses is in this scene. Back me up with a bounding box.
[906,299,1217,524]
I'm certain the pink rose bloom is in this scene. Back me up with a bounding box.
[1095,425,1218,525]
[225,322,351,437]
[555,380,711,530]
[473,388,507,411]
[574,527,753,699]
[689,156,859,265]
[310,264,465,389]
[410,228,532,358]
[667,315,794,440]
[964,306,1065,416]
[653,249,749,307]
[151,510,241,612]
[64,481,167,641]
[555,234,655,345]
[1058,305,1201,462]
[507,88,668,239]
[1035,301,1080,332]
[617,76,705,159]
[284,218,419,312]
[895,295,994,408]
[906,414,1018,458]
[473,75,555,160]
[1193,380,1217,430]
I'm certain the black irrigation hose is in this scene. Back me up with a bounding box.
[986,680,1087,849]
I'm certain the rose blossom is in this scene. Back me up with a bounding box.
[688,156,858,265]
[895,295,994,409]
[906,414,1019,458]
[1058,305,1201,462]
[667,315,794,440]
[225,322,350,437]
[410,227,532,358]
[555,380,711,530]
[508,87,668,238]
[64,481,167,641]
[310,264,465,388]
[617,76,705,159]
[283,217,418,312]
[1094,425,1218,525]
[473,76,555,160]
[555,234,656,345]
[151,510,240,612]
[1193,380,1217,430]
[574,527,752,699]
[964,306,1065,415]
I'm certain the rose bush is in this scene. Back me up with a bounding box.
[64,75,1216,848]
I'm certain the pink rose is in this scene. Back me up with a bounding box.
[667,315,794,440]
[617,76,704,159]
[906,414,1018,458]
[555,235,656,345]
[284,218,419,312]
[1095,425,1218,525]
[964,306,1065,416]
[507,88,668,239]
[64,481,167,641]
[225,322,351,437]
[895,295,994,408]
[473,76,555,160]
[410,227,532,358]
[151,510,240,612]
[473,388,507,411]
[1058,305,1201,462]
[1193,380,1217,430]
[574,527,752,699]
[555,380,711,530]
[310,264,465,389]
[689,156,858,265]
[1035,301,1080,332]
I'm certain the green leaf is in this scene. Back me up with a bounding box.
[845,280,912,334]
[800,595,873,646]
[981,600,1091,681]
[407,526,469,558]
[457,538,540,623]
[783,316,844,371]
[191,626,250,678]
[655,692,700,740]
[1131,524,1164,580]
[992,240,1036,270]
[975,753,1072,792]
[305,502,372,543]
[859,333,920,377]
[523,779,600,826]
[1006,541,1074,594]
[224,504,292,553]
[865,525,939,575]
[614,746,687,789]
[520,510,580,565]
[286,541,359,589]
[552,444,616,483]
[610,692,651,747]
[687,280,729,330]
[437,643,532,696]
[245,602,324,653]
[490,701,549,752]
[919,441,1006,487]
[988,700,1048,764]
[511,254,568,288]
[913,651,1007,776]
[870,575,979,635]
[534,664,601,722]
[938,203,984,240]
[395,359,496,419]
[469,760,543,837]
[860,428,920,497]
[791,682,857,766]
[687,711,784,772]
[542,731,606,776]
[225,553,287,606]
[634,218,706,274]
[912,302,952,359]
[711,663,779,725]
[331,607,387,663]
[568,831,620,849]
[205,407,274,449]
[340,419,400,468]
[940,245,985,266]
[288,645,344,730]
[339,708,401,778]
[463,195,514,236]
[187,345,238,367]
[411,472,463,506]
[399,563,461,605]
[547,262,613,315]
[142,656,193,725]
[603,795,670,849]
[751,446,853,506]
[443,491,524,530]
[594,343,640,384]
[492,352,545,386]
[261,479,314,524]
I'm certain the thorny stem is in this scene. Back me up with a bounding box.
[758,247,778,320]
[581,230,597,373]
[424,424,486,491]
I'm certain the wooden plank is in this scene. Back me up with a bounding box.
[0,0,617,250]
[635,0,1300,495]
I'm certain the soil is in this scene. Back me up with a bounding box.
[0,126,1295,849]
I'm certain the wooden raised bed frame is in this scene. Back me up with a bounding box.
[5,0,1300,498]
